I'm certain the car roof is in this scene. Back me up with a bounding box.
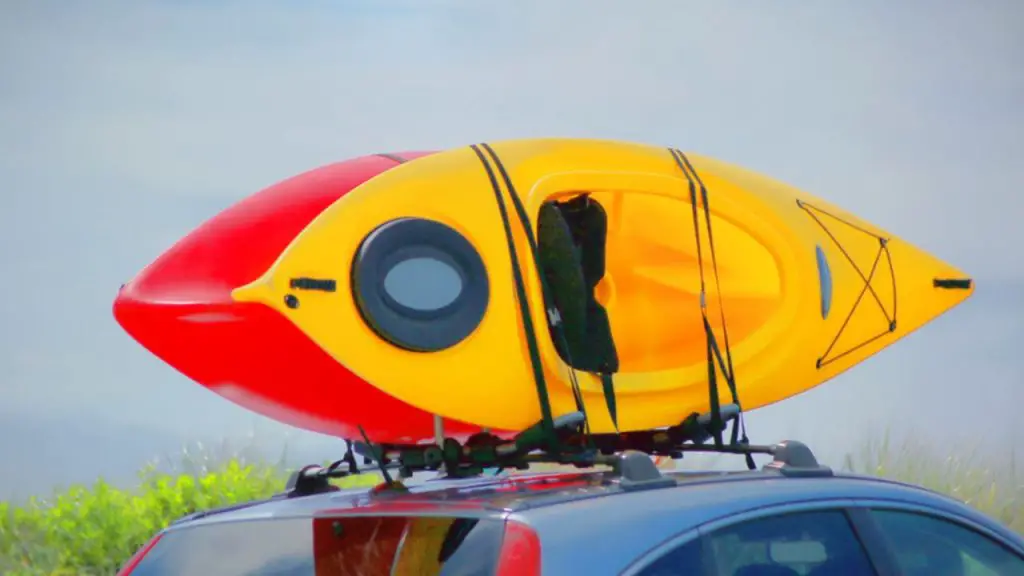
[153,461,1024,576]
[171,468,664,527]
[167,463,983,531]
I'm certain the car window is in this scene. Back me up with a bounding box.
[634,536,703,576]
[124,515,505,576]
[637,509,877,576]
[869,509,1024,576]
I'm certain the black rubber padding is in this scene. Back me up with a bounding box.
[933,278,973,290]
[537,203,589,364]
[352,217,489,352]
[536,197,619,374]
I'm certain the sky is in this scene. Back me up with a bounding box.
[1,0,1022,500]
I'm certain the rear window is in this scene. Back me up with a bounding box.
[126,515,506,576]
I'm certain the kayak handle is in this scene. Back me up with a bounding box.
[933,278,973,290]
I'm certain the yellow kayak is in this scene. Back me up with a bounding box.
[233,138,974,434]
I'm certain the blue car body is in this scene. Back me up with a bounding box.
[117,442,1024,576]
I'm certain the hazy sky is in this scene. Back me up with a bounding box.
[1,0,1022,497]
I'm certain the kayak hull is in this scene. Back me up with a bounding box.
[114,151,504,443]
[234,138,974,433]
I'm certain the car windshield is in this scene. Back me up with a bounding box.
[126,515,505,576]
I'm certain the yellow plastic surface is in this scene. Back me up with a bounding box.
[233,138,974,433]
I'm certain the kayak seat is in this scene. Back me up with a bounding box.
[536,196,619,375]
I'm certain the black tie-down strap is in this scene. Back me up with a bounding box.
[669,148,755,470]
[468,142,751,465]
[470,144,599,450]
[796,200,898,369]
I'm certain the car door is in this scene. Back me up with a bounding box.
[621,500,890,576]
[849,501,1024,576]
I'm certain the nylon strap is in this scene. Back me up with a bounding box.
[471,144,556,446]
[480,143,597,440]
[669,148,754,469]
[600,373,617,432]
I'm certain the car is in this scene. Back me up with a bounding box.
[115,436,1024,576]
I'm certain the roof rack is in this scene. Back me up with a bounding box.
[278,405,832,497]
[283,464,347,498]
[606,450,677,492]
[761,440,833,478]
[601,439,833,492]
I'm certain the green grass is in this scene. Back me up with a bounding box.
[841,431,1022,534]
[0,434,1019,575]
[0,442,382,576]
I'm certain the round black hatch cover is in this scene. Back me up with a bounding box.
[351,217,490,352]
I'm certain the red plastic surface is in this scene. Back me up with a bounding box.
[114,152,500,443]
[496,520,542,576]
[116,531,163,575]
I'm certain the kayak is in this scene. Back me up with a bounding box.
[113,151,508,443]
[232,138,974,434]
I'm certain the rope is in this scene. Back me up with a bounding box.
[797,200,897,368]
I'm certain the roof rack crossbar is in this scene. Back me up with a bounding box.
[277,409,831,497]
